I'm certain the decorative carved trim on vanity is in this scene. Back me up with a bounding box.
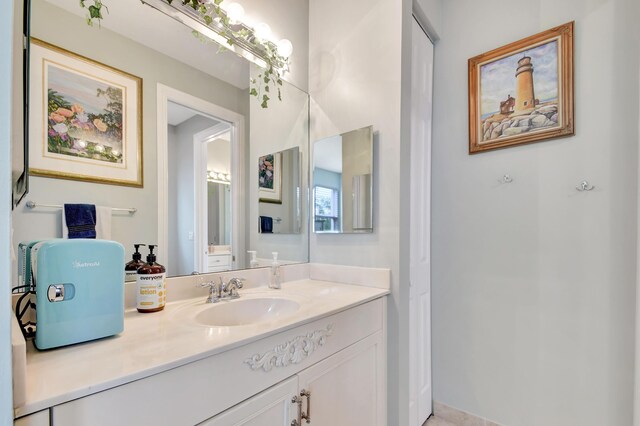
[244,324,334,372]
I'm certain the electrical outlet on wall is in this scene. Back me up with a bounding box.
[188,232,193,241]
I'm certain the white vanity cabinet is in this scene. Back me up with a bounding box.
[48,298,386,426]
[200,377,298,425]
[207,253,232,272]
[203,331,385,426]
[14,410,49,426]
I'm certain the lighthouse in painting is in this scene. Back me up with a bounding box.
[514,55,536,112]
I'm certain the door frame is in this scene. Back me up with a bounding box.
[193,123,233,273]
[157,84,245,271]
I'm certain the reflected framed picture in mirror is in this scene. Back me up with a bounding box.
[258,152,282,204]
[28,39,143,187]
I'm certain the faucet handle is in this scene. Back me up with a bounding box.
[196,278,213,288]
[228,277,246,288]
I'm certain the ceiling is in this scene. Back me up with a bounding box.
[43,0,251,89]
[167,102,201,127]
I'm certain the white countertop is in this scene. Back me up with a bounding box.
[17,279,388,417]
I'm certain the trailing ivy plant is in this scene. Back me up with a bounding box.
[80,0,289,108]
[169,0,289,108]
[80,0,108,27]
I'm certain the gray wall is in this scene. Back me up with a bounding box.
[11,0,248,278]
[0,1,15,424]
[431,0,639,425]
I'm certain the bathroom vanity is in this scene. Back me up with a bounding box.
[13,266,389,425]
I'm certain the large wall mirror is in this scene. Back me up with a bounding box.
[11,0,309,281]
[313,126,373,234]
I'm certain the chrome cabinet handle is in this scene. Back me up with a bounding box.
[300,389,311,423]
[292,395,303,426]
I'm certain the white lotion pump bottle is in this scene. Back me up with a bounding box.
[269,251,281,289]
[247,250,259,268]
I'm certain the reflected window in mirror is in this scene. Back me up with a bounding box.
[313,185,340,232]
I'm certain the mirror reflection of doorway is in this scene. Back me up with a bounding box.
[166,101,235,276]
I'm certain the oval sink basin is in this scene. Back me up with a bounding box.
[195,298,300,327]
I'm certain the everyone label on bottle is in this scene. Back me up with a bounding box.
[136,273,166,311]
[125,270,138,282]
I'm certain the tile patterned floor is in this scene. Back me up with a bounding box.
[423,417,458,426]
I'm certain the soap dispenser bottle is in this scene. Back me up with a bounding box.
[269,252,281,289]
[136,245,166,313]
[125,244,145,282]
[247,250,259,268]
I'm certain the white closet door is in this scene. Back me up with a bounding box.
[409,16,434,426]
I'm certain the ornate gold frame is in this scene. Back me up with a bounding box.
[30,38,143,187]
[468,22,574,154]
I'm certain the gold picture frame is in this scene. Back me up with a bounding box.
[468,22,574,154]
[29,38,143,187]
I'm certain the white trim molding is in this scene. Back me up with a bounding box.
[244,324,334,372]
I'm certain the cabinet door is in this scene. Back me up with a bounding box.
[296,331,385,426]
[14,410,50,426]
[199,377,297,426]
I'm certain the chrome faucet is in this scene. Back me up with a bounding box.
[221,277,245,300]
[199,279,222,303]
[198,277,245,303]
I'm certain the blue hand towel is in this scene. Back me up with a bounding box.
[259,216,273,233]
[64,204,97,239]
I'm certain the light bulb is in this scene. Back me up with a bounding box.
[254,23,271,40]
[225,2,245,23]
[277,39,293,57]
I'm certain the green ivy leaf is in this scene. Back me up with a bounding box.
[88,5,102,19]
[203,15,213,25]
[250,88,258,97]
[278,88,282,101]
[264,85,270,93]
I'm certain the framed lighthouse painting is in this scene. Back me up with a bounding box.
[468,22,574,153]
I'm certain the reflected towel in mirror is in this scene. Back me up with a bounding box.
[259,216,273,233]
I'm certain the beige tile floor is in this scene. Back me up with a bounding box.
[423,417,458,426]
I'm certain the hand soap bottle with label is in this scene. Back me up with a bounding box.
[125,244,145,282]
[136,245,166,313]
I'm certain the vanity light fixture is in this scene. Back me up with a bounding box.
[223,2,245,24]
[277,39,293,58]
[254,23,271,41]
[141,0,289,71]
[207,170,231,185]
